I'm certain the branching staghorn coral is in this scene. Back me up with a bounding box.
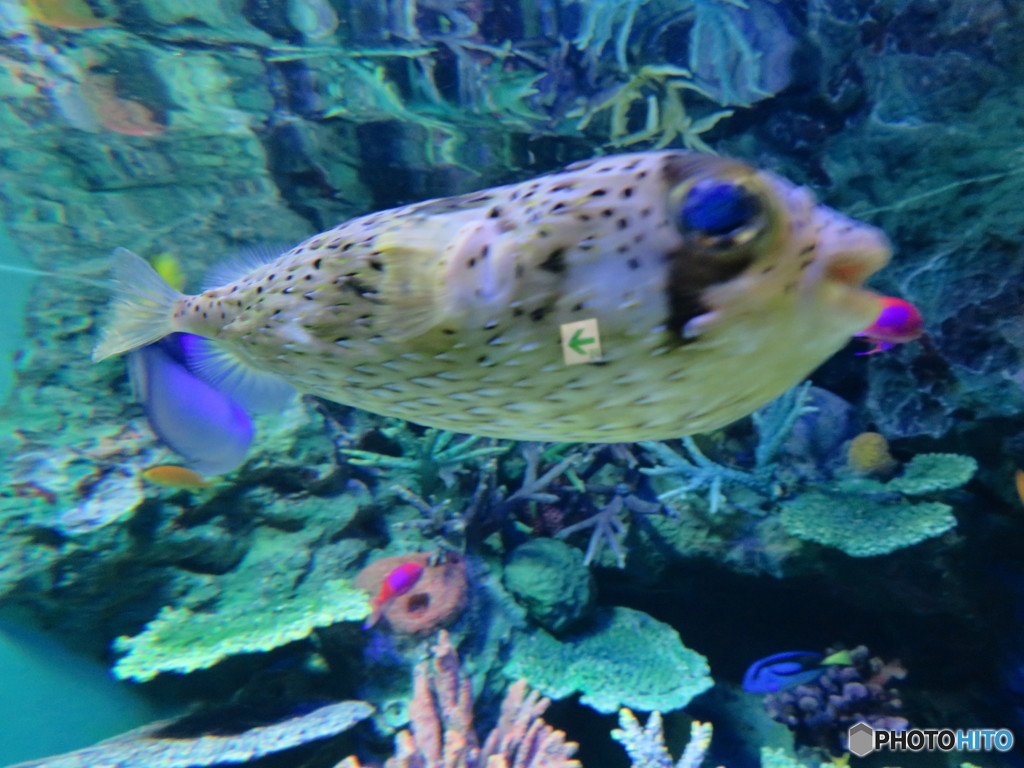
[641,382,816,514]
[338,630,579,768]
[611,709,713,768]
[555,484,663,568]
[341,427,508,497]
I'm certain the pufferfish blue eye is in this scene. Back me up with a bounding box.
[679,179,763,239]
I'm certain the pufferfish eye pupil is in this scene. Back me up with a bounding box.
[679,180,762,238]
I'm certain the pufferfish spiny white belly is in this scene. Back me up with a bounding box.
[94,151,890,442]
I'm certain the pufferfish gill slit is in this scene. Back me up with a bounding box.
[92,150,890,443]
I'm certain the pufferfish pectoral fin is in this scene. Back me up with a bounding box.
[374,222,459,341]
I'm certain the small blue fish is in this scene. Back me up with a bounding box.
[742,650,851,694]
[129,333,254,475]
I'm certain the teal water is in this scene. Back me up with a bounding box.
[0,618,167,765]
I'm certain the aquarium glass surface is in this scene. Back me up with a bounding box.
[1,1,1022,767]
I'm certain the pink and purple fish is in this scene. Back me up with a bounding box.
[854,296,923,355]
[363,561,425,630]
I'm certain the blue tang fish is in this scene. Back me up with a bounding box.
[129,333,254,475]
[742,650,851,694]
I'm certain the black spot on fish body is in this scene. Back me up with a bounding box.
[622,187,634,198]
[627,258,641,270]
[530,306,551,322]
[313,258,323,269]
[539,248,566,274]
[618,218,629,230]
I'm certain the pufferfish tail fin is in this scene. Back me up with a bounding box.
[92,247,184,362]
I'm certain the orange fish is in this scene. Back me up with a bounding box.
[363,561,425,629]
[141,465,210,489]
[1015,469,1024,506]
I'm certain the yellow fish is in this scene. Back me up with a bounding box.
[150,253,187,292]
[93,151,889,442]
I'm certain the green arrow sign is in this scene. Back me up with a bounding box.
[561,319,603,365]
[568,327,596,355]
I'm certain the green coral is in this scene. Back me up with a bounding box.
[112,527,370,681]
[113,577,369,681]
[777,451,975,557]
[503,538,595,634]
[886,453,978,494]
[778,491,956,558]
[505,606,712,714]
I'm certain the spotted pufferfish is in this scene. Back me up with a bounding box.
[95,151,890,442]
